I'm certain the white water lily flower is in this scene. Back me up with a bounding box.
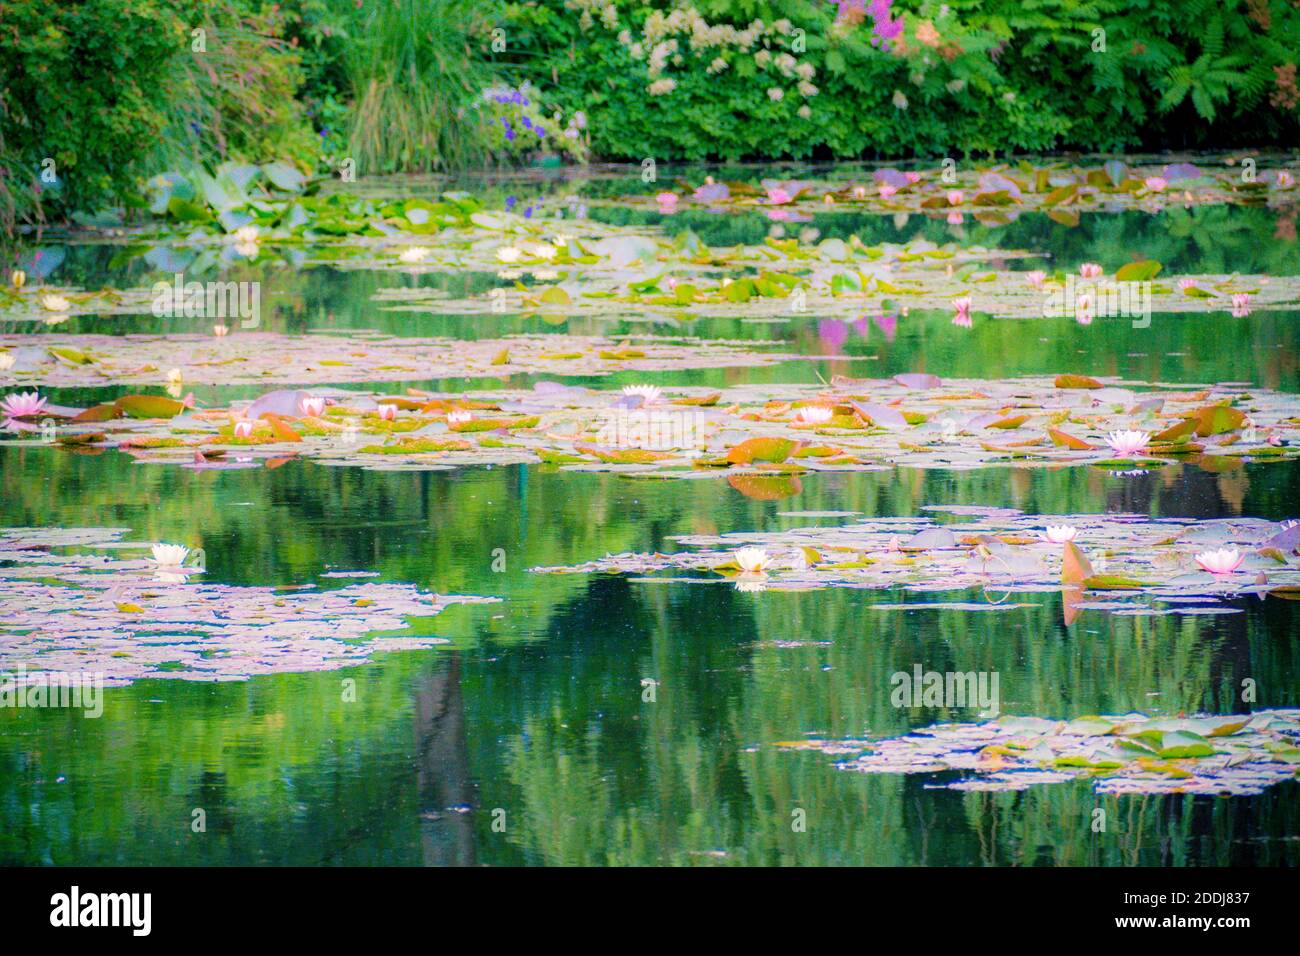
[399,247,428,264]
[40,294,70,312]
[496,246,522,263]
[1195,548,1243,574]
[166,368,184,386]
[232,225,260,245]
[535,244,559,260]
[1042,525,1078,543]
[213,323,229,337]
[446,410,472,425]
[532,269,559,281]
[735,547,772,573]
[0,353,14,371]
[795,406,833,425]
[622,384,662,405]
[1105,430,1150,458]
[150,543,190,568]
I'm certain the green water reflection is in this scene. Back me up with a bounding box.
[2,450,1297,865]
[2,169,1297,866]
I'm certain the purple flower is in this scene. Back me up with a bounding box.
[505,196,517,211]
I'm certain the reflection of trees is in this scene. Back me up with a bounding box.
[482,565,1300,865]
[414,654,475,867]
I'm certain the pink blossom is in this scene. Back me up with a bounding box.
[1195,548,1244,575]
[951,296,972,327]
[298,396,326,418]
[1144,176,1168,193]
[1080,262,1103,279]
[1076,294,1094,325]
[233,420,254,438]
[1231,293,1252,318]
[766,187,793,205]
[377,404,397,421]
[1025,270,1047,290]
[1,391,47,418]
[946,190,963,206]
[878,184,898,199]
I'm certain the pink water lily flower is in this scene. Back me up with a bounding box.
[1195,548,1244,574]
[1076,293,1094,325]
[1080,262,1103,279]
[1177,278,1199,293]
[2,391,47,418]
[1042,525,1078,543]
[904,171,921,184]
[946,211,964,225]
[377,403,397,421]
[1025,270,1046,289]
[945,190,963,206]
[298,396,326,418]
[1231,293,1252,318]
[1276,171,1294,188]
[878,184,898,199]
[655,192,678,211]
[232,420,254,439]
[952,295,972,320]
[766,187,793,205]
[1144,176,1168,192]
[1105,429,1150,458]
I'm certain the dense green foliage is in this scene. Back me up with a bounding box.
[501,0,1300,161]
[1,0,1298,236]
[0,0,316,236]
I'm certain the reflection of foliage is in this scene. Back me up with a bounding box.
[0,448,1298,863]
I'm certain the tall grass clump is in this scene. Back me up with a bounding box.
[343,0,498,175]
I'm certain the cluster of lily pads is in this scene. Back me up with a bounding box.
[530,507,1300,617]
[777,709,1300,796]
[0,527,498,685]
[3,373,1296,479]
[0,331,805,388]
[631,159,1299,222]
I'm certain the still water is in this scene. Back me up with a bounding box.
[2,171,1297,865]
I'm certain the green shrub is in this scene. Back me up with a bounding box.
[499,0,1300,162]
[0,0,189,233]
[0,0,316,240]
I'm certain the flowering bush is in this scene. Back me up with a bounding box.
[498,0,1300,161]
[480,84,591,163]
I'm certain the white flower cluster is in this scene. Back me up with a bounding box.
[570,2,816,105]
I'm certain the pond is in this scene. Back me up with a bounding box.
[1,162,1298,865]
